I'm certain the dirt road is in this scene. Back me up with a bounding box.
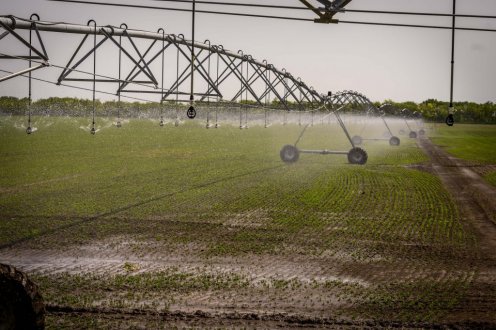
[418,137,496,324]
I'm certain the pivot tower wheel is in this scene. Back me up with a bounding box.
[389,136,400,146]
[409,131,418,139]
[0,264,45,330]
[280,145,300,164]
[348,147,368,165]
[418,129,425,136]
[351,135,362,145]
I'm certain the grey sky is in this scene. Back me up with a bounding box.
[2,0,496,103]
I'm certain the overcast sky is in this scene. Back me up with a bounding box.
[2,0,496,103]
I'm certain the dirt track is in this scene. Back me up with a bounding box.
[419,138,496,254]
[418,137,496,324]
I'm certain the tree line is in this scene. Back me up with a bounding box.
[374,99,496,124]
[0,96,495,124]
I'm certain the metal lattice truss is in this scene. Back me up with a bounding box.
[0,16,324,110]
[328,90,378,115]
[327,90,398,140]
[0,15,49,82]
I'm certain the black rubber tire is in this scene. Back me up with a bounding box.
[351,135,362,145]
[409,131,418,139]
[399,129,406,135]
[280,145,300,164]
[0,263,45,330]
[347,147,368,165]
[389,136,400,146]
[419,129,425,136]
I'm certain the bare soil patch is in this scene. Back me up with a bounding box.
[418,137,496,324]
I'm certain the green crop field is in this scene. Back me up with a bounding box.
[430,123,496,186]
[430,124,496,163]
[0,116,492,327]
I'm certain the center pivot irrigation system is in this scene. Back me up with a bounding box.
[279,90,421,166]
[327,91,401,147]
[41,0,496,127]
[0,11,463,167]
[401,109,425,139]
[0,14,391,167]
[1,0,495,164]
[0,15,323,134]
[279,91,369,166]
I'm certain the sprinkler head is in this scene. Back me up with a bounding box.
[446,114,454,126]
[116,121,122,128]
[159,120,164,127]
[174,120,179,127]
[26,126,32,135]
[90,127,96,135]
[187,106,196,119]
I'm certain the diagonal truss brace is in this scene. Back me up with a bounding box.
[175,40,223,98]
[0,19,49,82]
[57,27,159,87]
[117,37,170,93]
[219,54,264,106]
[160,43,222,100]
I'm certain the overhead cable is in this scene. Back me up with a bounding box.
[46,0,496,32]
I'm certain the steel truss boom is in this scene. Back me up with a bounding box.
[0,16,323,110]
[329,90,376,113]
[329,90,395,137]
